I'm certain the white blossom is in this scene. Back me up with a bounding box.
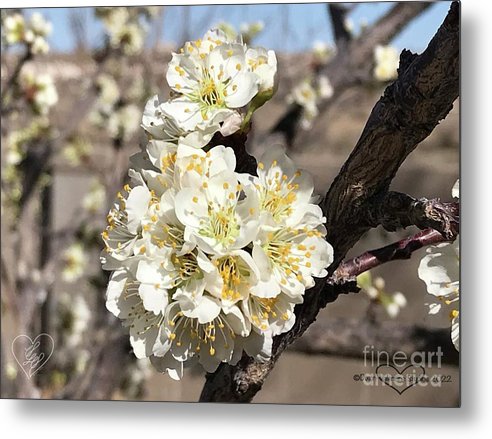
[163,34,258,133]
[19,72,58,115]
[373,45,399,82]
[141,95,216,148]
[287,80,318,129]
[240,21,264,43]
[105,261,168,360]
[97,7,146,55]
[82,179,106,214]
[29,12,52,37]
[357,271,407,318]
[2,12,51,52]
[96,73,120,111]
[392,291,407,308]
[63,137,92,166]
[452,179,460,199]
[312,40,335,64]
[240,147,321,228]
[318,75,334,99]
[418,179,460,350]
[62,243,87,283]
[108,104,141,141]
[60,293,91,348]
[152,301,249,374]
[175,169,259,255]
[3,13,26,45]
[251,226,332,299]
[418,239,459,350]
[162,29,276,135]
[31,35,50,54]
[102,183,153,261]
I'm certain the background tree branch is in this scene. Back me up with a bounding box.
[291,318,459,367]
[327,3,352,48]
[271,2,432,144]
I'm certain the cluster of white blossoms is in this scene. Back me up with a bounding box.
[95,7,159,55]
[2,12,52,54]
[286,75,334,129]
[82,179,107,215]
[357,272,407,318]
[90,73,142,143]
[59,293,91,349]
[62,243,87,283]
[418,180,460,351]
[18,71,58,115]
[101,29,333,379]
[311,40,336,65]
[373,45,400,82]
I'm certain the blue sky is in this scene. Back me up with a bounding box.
[24,2,452,54]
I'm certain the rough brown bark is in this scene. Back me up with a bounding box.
[322,1,459,266]
[199,2,460,403]
[364,193,459,239]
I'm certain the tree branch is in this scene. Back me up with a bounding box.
[291,318,459,366]
[333,228,456,282]
[364,193,459,239]
[328,3,352,48]
[323,1,460,265]
[199,2,460,403]
[1,49,32,112]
